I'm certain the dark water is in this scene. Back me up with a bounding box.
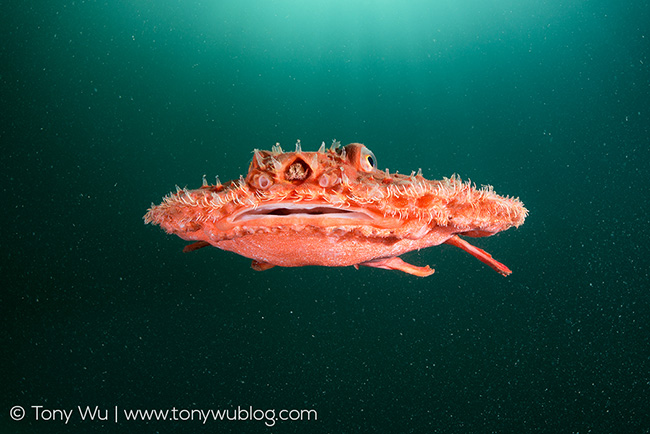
[2,1,649,433]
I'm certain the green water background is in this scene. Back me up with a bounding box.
[2,0,648,432]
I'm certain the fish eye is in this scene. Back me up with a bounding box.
[360,146,377,172]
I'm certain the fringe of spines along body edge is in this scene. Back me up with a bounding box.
[144,175,526,227]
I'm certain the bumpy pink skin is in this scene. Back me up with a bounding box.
[144,142,527,276]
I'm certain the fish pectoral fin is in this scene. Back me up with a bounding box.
[358,257,434,277]
[183,241,211,253]
[251,260,276,272]
[444,235,512,276]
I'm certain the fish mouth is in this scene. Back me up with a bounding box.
[231,203,376,223]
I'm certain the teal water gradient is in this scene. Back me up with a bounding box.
[2,1,648,433]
